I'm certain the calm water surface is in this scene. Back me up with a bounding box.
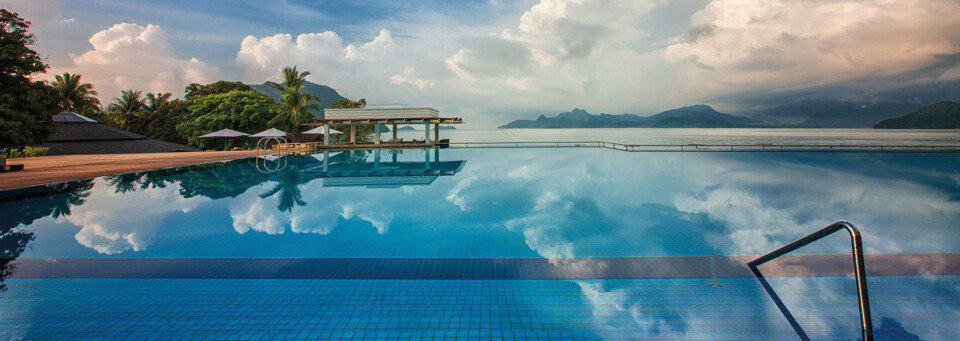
[396,128,960,145]
[1,142,959,340]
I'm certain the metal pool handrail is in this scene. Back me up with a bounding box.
[748,221,873,340]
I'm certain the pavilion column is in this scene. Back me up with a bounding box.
[375,123,381,145]
[392,124,397,142]
[374,149,381,169]
[424,148,431,169]
[434,123,440,142]
[424,123,430,143]
[350,124,356,143]
[323,125,330,146]
[323,151,329,172]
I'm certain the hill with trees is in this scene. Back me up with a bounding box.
[874,101,960,129]
[500,105,763,128]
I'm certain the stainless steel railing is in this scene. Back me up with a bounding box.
[748,221,873,340]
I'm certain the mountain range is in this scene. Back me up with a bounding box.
[875,101,960,129]
[249,81,347,117]
[499,105,765,129]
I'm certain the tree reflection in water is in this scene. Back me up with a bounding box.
[259,165,308,213]
[0,180,94,291]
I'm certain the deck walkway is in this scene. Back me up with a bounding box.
[0,151,257,191]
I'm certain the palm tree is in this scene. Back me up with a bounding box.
[266,66,310,91]
[145,92,172,112]
[140,92,173,138]
[271,86,321,132]
[107,90,145,130]
[51,72,101,115]
[267,66,321,133]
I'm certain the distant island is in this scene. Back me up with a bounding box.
[874,101,960,129]
[499,105,765,129]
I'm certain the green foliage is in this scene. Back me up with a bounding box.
[143,98,190,143]
[266,66,320,133]
[51,72,101,116]
[0,9,45,78]
[266,66,310,91]
[184,81,254,100]
[330,98,367,109]
[272,85,320,133]
[0,78,60,148]
[177,90,274,150]
[3,145,48,158]
[106,89,146,130]
[0,10,59,149]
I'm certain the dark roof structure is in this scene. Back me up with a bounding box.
[43,112,199,155]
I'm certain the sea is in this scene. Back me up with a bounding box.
[393,128,960,146]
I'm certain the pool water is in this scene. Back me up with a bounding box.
[1,147,959,340]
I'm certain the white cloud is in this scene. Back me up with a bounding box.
[345,29,395,60]
[664,0,960,93]
[47,23,220,100]
[230,195,287,235]
[391,66,435,90]
[67,180,210,254]
[235,29,396,95]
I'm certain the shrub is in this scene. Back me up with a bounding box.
[3,146,49,158]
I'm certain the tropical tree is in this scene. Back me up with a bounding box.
[266,66,310,91]
[145,92,172,112]
[271,86,321,132]
[184,81,254,100]
[0,9,59,150]
[330,98,366,109]
[51,72,101,116]
[176,90,274,149]
[267,66,320,133]
[107,89,145,130]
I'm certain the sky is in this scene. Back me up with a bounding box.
[4,0,960,127]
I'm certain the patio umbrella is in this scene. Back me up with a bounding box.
[199,128,249,150]
[302,126,343,134]
[303,126,343,144]
[250,128,287,138]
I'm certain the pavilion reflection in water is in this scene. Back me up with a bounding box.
[297,148,466,188]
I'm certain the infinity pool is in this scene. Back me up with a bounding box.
[1,147,959,340]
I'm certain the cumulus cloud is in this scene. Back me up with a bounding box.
[236,29,395,91]
[230,195,287,235]
[48,23,220,100]
[391,66,435,90]
[66,181,210,254]
[665,0,960,92]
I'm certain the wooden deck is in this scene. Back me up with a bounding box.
[0,150,258,191]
